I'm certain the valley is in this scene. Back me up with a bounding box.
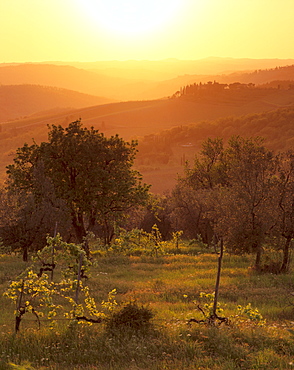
[1,59,294,192]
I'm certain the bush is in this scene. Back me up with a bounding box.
[106,302,154,333]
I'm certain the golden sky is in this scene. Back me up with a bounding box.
[0,0,293,63]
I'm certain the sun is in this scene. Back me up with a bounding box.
[77,0,183,38]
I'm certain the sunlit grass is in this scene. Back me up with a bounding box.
[1,248,294,369]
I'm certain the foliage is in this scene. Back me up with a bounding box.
[0,171,70,261]
[196,292,224,319]
[1,252,294,369]
[0,188,19,228]
[3,235,116,331]
[111,224,166,256]
[234,303,266,326]
[138,194,173,240]
[172,230,183,249]
[169,184,214,243]
[105,301,154,333]
[136,107,294,168]
[174,135,280,270]
[191,292,266,327]
[6,120,150,247]
[0,237,11,255]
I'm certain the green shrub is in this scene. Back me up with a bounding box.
[106,301,154,333]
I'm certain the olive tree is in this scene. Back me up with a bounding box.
[174,136,277,270]
[7,120,149,252]
[273,151,294,272]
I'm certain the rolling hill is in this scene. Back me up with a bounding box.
[0,84,114,122]
[136,106,294,193]
[1,83,294,192]
[2,59,294,102]
[0,64,138,101]
[49,57,294,80]
[142,65,294,99]
[1,59,294,193]
[2,84,293,138]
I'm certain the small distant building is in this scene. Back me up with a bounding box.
[181,143,194,148]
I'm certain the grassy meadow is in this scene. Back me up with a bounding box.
[1,241,294,369]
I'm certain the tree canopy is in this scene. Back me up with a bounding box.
[7,120,150,249]
[172,136,279,270]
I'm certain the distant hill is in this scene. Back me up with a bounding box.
[0,64,139,101]
[2,59,294,101]
[141,65,294,99]
[1,84,294,190]
[219,65,294,85]
[2,86,294,142]
[0,84,114,122]
[49,57,294,80]
[137,106,294,193]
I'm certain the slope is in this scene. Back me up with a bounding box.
[0,64,140,101]
[1,86,294,191]
[137,106,294,193]
[3,85,294,139]
[141,65,294,99]
[0,84,114,122]
[2,59,294,102]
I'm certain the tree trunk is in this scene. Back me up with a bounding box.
[254,243,262,271]
[103,218,114,246]
[83,239,90,258]
[72,210,86,243]
[280,235,292,273]
[71,211,91,257]
[22,246,28,262]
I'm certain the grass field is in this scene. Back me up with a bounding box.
[1,243,294,369]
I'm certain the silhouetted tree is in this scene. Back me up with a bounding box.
[175,136,277,269]
[7,120,150,251]
[274,151,294,272]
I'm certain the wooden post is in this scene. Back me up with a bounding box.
[212,238,224,318]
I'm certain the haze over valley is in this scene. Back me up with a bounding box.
[1,0,294,193]
[1,59,294,192]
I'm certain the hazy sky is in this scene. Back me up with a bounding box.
[1,0,293,63]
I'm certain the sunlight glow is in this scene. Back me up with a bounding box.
[78,0,183,38]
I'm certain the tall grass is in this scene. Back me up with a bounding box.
[1,248,294,369]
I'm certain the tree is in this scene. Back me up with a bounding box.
[169,138,226,243]
[223,136,277,269]
[0,187,19,228]
[0,191,70,261]
[139,194,172,240]
[169,183,214,243]
[274,151,294,272]
[7,120,150,251]
[1,159,72,261]
[185,137,227,190]
[175,136,277,270]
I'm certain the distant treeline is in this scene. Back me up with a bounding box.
[173,81,256,98]
[136,106,294,166]
[173,80,294,99]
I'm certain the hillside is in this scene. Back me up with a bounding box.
[111,63,294,100]
[49,57,294,80]
[137,106,294,193]
[1,86,294,192]
[2,84,294,138]
[1,59,294,192]
[0,64,140,101]
[142,64,294,99]
[2,59,294,101]
[0,84,114,122]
